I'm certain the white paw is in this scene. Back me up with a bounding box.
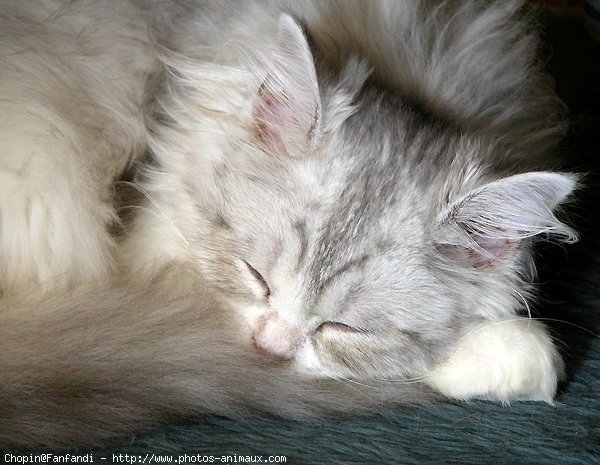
[425,318,564,403]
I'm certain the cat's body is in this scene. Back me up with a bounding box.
[0,0,577,448]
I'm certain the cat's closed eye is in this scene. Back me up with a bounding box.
[243,260,270,298]
[316,321,362,333]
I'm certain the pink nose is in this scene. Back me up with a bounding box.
[253,313,303,360]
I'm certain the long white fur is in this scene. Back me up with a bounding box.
[426,318,564,403]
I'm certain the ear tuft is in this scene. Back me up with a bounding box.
[435,172,578,267]
[253,14,321,154]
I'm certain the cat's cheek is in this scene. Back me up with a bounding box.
[230,301,268,334]
[293,342,334,377]
[293,336,363,379]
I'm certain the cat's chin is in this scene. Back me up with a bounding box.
[292,342,332,377]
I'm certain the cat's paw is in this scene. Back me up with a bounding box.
[425,318,564,403]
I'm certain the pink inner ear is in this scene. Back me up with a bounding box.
[435,172,577,268]
[472,232,516,261]
[437,232,517,268]
[254,86,297,149]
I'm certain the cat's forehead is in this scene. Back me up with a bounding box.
[229,94,435,246]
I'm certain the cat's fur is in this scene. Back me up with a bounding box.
[0,0,577,448]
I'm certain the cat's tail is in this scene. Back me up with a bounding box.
[0,266,431,450]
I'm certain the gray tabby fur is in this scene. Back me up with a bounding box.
[0,0,577,448]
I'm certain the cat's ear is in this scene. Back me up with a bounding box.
[253,14,321,154]
[434,172,578,268]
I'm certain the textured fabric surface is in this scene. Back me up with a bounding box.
[90,10,600,465]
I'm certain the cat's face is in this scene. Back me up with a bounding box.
[151,15,576,383]
[199,129,459,380]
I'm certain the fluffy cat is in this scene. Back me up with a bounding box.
[0,0,577,448]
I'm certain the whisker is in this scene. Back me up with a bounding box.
[380,374,431,384]
[323,373,369,392]
[529,318,599,338]
[515,289,532,321]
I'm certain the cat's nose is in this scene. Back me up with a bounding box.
[253,313,303,360]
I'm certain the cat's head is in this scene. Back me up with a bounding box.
[145,15,577,382]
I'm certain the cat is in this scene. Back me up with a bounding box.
[0,0,578,449]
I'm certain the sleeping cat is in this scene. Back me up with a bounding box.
[0,0,577,448]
